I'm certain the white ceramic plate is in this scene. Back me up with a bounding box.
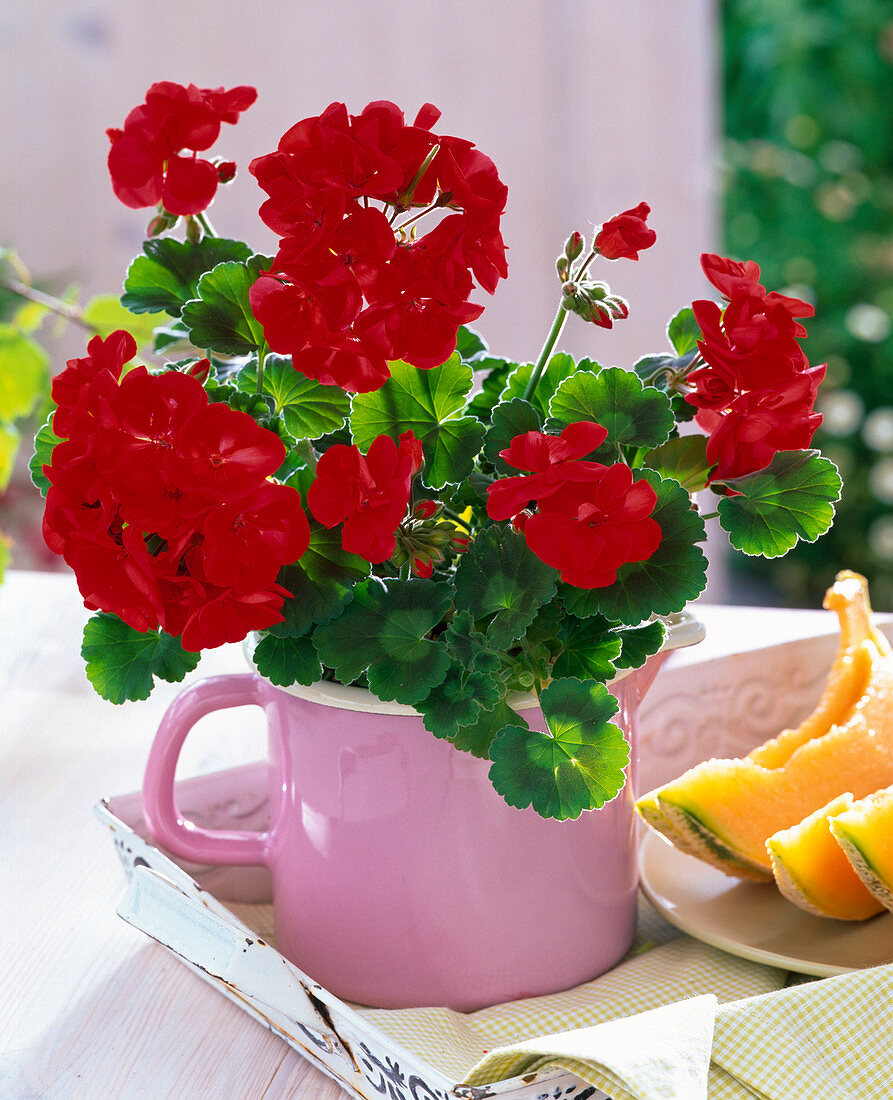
[639,830,893,976]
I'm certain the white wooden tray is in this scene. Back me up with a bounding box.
[97,771,609,1100]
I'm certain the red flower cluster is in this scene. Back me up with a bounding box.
[43,331,310,650]
[594,203,657,261]
[486,423,662,588]
[307,431,423,562]
[107,81,257,215]
[686,254,825,481]
[248,100,508,392]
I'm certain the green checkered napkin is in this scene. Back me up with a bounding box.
[358,899,893,1099]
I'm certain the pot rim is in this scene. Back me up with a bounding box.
[243,608,705,716]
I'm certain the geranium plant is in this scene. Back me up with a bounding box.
[24,82,841,819]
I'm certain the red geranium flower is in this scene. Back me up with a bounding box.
[697,364,826,482]
[107,81,256,215]
[687,254,823,481]
[307,431,423,563]
[522,464,662,588]
[249,100,508,392]
[178,582,293,653]
[200,482,312,590]
[700,253,764,300]
[42,330,309,651]
[594,202,657,261]
[486,422,608,522]
[51,330,137,442]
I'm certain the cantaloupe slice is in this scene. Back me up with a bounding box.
[830,786,893,914]
[635,571,893,881]
[767,794,885,920]
[748,572,882,767]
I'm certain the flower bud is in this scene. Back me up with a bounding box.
[185,358,211,383]
[411,554,437,578]
[564,231,585,262]
[215,160,237,184]
[413,499,439,520]
[584,301,614,328]
[185,215,202,244]
[146,210,178,237]
[451,535,470,553]
[556,255,570,282]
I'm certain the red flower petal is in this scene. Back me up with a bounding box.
[161,154,219,215]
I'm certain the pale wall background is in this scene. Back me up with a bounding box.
[1,0,725,593]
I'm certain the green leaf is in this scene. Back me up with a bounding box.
[444,609,502,678]
[350,355,485,489]
[467,357,519,421]
[271,522,370,637]
[239,355,349,441]
[0,421,18,491]
[29,415,63,496]
[614,619,666,670]
[454,697,529,759]
[313,578,452,705]
[548,367,674,450]
[252,633,321,687]
[0,324,50,421]
[154,319,192,353]
[633,353,677,388]
[81,613,200,703]
[488,678,629,819]
[644,434,711,492]
[501,353,596,420]
[553,614,622,681]
[416,660,486,739]
[455,325,489,362]
[483,398,542,473]
[122,237,253,316]
[563,471,708,624]
[717,450,842,557]
[454,525,557,648]
[180,256,269,356]
[667,307,702,357]
[81,296,166,350]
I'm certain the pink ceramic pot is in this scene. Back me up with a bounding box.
[143,621,698,1011]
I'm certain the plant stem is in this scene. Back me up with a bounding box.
[296,438,318,474]
[256,344,267,395]
[522,301,569,403]
[441,506,471,530]
[196,210,217,238]
[0,276,94,331]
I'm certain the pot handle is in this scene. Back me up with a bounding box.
[142,674,270,866]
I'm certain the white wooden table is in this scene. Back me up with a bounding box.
[1,569,844,1098]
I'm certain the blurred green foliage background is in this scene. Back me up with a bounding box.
[723,0,893,609]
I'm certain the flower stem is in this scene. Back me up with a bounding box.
[522,301,569,403]
[196,210,217,238]
[441,505,471,530]
[0,276,93,332]
[256,344,267,395]
[296,438,318,474]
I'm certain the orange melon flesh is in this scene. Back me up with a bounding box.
[638,570,893,881]
[830,786,893,914]
[748,571,882,767]
[767,794,885,920]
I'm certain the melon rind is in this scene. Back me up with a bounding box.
[655,798,771,881]
[766,793,885,921]
[829,787,893,914]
